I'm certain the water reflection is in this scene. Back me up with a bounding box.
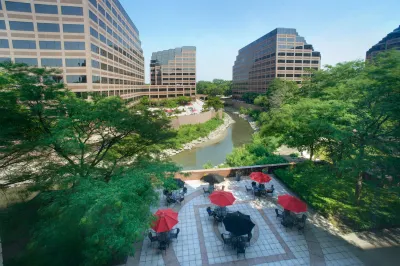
[171,112,254,170]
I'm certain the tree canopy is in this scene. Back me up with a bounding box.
[196,79,232,96]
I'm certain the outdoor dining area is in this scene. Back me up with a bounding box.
[163,178,187,206]
[245,172,275,198]
[276,194,308,232]
[148,208,180,254]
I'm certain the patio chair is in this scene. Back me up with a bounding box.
[266,185,275,194]
[158,241,168,254]
[203,187,210,197]
[206,206,216,219]
[275,209,283,219]
[237,241,246,258]
[297,214,307,233]
[281,215,295,230]
[221,233,232,248]
[170,228,180,242]
[245,185,253,193]
[166,196,176,206]
[214,214,224,225]
[245,232,252,247]
[251,181,257,188]
[182,187,187,195]
[148,232,158,247]
[176,196,184,205]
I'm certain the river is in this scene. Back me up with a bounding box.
[170,112,254,170]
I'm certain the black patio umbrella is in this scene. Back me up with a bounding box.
[223,211,255,236]
[201,173,225,184]
[174,178,185,188]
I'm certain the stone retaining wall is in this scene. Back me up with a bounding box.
[174,163,295,180]
[170,110,223,129]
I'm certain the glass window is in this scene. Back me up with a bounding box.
[107,26,112,35]
[39,41,61,50]
[277,67,285,70]
[5,1,31,12]
[41,58,63,67]
[100,48,107,57]
[64,41,85,50]
[66,58,86,67]
[66,75,87,83]
[91,43,99,53]
[106,13,112,23]
[108,65,113,72]
[286,67,293,70]
[277,60,285,63]
[91,59,99,68]
[37,23,60,32]
[15,58,38,66]
[295,60,302,63]
[9,21,34,31]
[89,10,98,23]
[0,21,5,30]
[0,57,11,62]
[295,67,302,71]
[89,0,97,7]
[100,34,106,44]
[303,60,310,64]
[105,1,111,9]
[63,24,84,33]
[92,75,100,83]
[13,40,36,49]
[61,6,83,16]
[101,63,107,70]
[303,53,311,57]
[90,27,98,38]
[101,76,108,83]
[312,60,319,64]
[0,39,9,48]
[35,4,58,14]
[286,60,294,63]
[98,5,105,16]
[99,20,106,30]
[112,7,117,17]
[47,76,64,84]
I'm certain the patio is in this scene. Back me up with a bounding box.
[125,175,364,266]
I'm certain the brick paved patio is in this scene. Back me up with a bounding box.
[125,175,364,266]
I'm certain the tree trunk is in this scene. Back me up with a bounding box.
[355,172,363,205]
[309,145,314,160]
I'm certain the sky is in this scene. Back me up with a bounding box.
[120,0,399,83]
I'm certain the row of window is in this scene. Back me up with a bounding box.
[4,1,83,16]
[277,74,313,78]
[91,59,143,80]
[1,40,85,50]
[277,60,319,64]
[277,52,319,57]
[1,20,85,33]
[277,66,319,71]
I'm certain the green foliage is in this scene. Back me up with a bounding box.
[226,133,286,167]
[166,118,224,149]
[275,163,400,230]
[136,96,191,109]
[289,153,299,158]
[204,96,224,111]
[196,79,232,96]
[203,161,214,169]
[241,92,260,104]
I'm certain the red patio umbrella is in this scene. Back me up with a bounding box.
[209,191,236,207]
[278,194,307,213]
[152,208,179,233]
[250,172,272,183]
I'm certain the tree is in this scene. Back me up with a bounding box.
[204,96,224,111]
[241,92,260,104]
[196,79,232,96]
[0,63,180,265]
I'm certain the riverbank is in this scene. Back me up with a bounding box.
[163,112,235,157]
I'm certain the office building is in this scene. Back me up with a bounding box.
[149,46,196,98]
[232,28,321,98]
[0,0,195,100]
[366,25,400,60]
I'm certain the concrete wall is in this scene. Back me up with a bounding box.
[174,163,295,180]
[170,109,223,129]
[224,99,263,111]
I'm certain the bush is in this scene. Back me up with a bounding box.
[203,161,213,169]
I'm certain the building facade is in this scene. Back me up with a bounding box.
[366,25,400,60]
[232,28,321,98]
[0,0,195,100]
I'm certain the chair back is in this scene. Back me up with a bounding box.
[301,214,307,223]
[174,228,180,238]
[275,208,280,216]
[206,206,212,215]
[247,232,252,242]
[251,181,256,187]
[203,187,209,193]
[183,187,187,194]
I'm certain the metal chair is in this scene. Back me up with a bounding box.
[170,228,180,242]
[206,206,216,220]
[203,187,210,197]
[237,241,246,258]
[275,208,283,219]
[221,233,232,248]
[158,241,168,254]
[148,232,158,247]
[297,214,307,233]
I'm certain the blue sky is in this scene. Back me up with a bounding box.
[120,0,399,82]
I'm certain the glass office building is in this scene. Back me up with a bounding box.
[0,0,194,100]
[232,28,321,98]
[149,46,196,99]
[366,25,400,60]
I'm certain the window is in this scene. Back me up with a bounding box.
[101,77,108,83]
[90,27,98,38]
[91,44,99,53]
[6,1,31,12]
[286,60,294,63]
[277,74,285,77]
[107,52,113,60]
[61,6,83,16]
[37,23,60,32]
[100,48,107,57]
[287,53,294,56]
[0,21,5,30]
[39,41,61,50]
[98,5,105,16]
[41,58,62,67]
[101,63,107,70]
[15,58,38,66]
[105,0,111,9]
[286,74,293,77]
[106,13,112,23]
[278,60,285,63]
[66,58,86,67]
[303,53,311,57]
[63,24,84,33]
[303,60,310,64]
[100,34,106,44]
[108,65,113,72]
[295,60,302,63]
[312,60,319,64]
[286,67,293,70]
[35,4,58,14]
[13,40,36,49]
[9,21,34,31]
[99,20,106,30]
[295,53,302,56]
[66,75,87,83]
[107,26,112,35]
[277,67,285,70]
[278,52,285,56]
[92,75,100,83]
[89,10,98,23]
[0,58,10,62]
[0,39,9,48]
[46,76,64,84]
[91,59,99,68]
[64,41,85,50]
[295,67,302,71]
[89,0,97,7]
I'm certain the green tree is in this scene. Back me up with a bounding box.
[196,79,232,96]
[241,92,260,104]
[204,96,224,111]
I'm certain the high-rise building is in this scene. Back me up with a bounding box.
[366,25,400,60]
[232,28,321,98]
[0,0,195,100]
[149,46,196,99]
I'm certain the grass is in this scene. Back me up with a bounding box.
[167,117,224,149]
[274,163,400,231]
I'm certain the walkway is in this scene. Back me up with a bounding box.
[125,175,365,266]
